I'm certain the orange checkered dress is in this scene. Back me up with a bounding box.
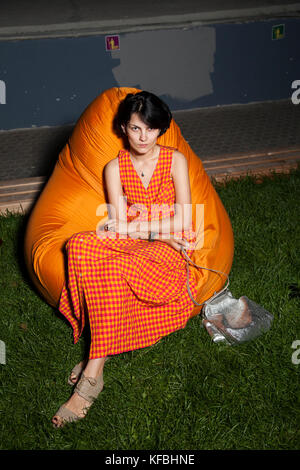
[58,146,197,358]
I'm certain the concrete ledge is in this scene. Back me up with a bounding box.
[1,4,300,40]
[204,147,300,181]
[1,149,298,214]
[0,177,45,214]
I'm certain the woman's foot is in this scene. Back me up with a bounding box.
[52,383,97,427]
[52,358,106,428]
[68,357,110,386]
[68,359,88,386]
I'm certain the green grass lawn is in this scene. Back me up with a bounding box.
[0,169,299,450]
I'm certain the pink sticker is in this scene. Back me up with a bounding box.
[105,35,120,51]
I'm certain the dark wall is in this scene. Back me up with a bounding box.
[0,17,299,130]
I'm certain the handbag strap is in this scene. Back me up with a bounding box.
[181,247,230,308]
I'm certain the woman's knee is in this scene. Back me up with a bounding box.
[66,231,91,253]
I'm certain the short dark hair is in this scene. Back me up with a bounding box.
[115,91,172,137]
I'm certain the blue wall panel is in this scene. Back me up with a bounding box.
[0,18,299,130]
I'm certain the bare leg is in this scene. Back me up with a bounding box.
[83,358,106,378]
[52,357,106,428]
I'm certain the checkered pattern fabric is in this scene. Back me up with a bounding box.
[59,146,197,358]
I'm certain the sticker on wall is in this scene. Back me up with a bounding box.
[105,35,120,51]
[272,24,285,40]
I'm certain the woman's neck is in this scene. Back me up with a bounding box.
[130,144,159,163]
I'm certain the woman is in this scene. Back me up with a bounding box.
[52,91,198,428]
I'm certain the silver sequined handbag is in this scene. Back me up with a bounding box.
[181,248,274,345]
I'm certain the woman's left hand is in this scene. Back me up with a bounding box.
[98,219,148,240]
[99,219,126,234]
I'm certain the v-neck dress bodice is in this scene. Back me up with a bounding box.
[127,148,161,192]
[118,146,176,222]
[58,145,197,359]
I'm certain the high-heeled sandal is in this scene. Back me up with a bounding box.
[52,373,104,428]
[68,358,109,386]
[68,362,86,386]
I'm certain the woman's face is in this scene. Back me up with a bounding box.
[123,113,160,157]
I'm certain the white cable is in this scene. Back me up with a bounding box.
[181,247,230,307]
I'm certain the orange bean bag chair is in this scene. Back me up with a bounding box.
[24,87,234,317]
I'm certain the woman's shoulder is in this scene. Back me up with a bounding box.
[172,149,186,161]
[105,148,131,176]
[169,149,188,175]
[105,156,117,167]
[104,156,120,177]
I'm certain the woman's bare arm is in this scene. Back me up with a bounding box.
[103,158,127,223]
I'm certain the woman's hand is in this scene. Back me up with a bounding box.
[98,218,128,234]
[160,236,191,252]
[97,219,148,240]
[101,219,143,235]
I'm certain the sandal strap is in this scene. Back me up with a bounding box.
[55,405,81,423]
[75,373,104,403]
[68,363,84,385]
[68,357,110,386]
